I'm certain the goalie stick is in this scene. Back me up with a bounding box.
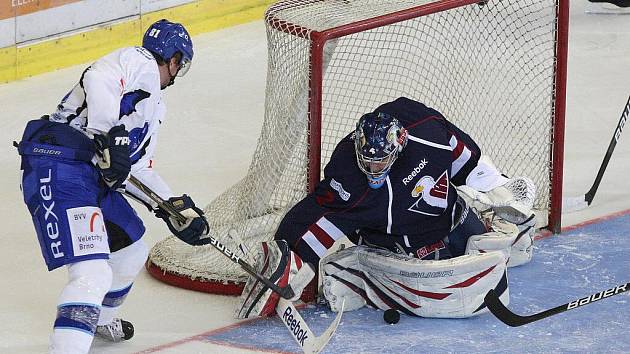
[277,298,344,354]
[127,175,306,300]
[484,282,629,327]
[563,95,629,213]
[225,228,344,354]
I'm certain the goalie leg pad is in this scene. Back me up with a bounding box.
[234,240,312,319]
[322,246,509,318]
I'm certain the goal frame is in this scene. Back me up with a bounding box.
[267,0,569,233]
[146,0,571,298]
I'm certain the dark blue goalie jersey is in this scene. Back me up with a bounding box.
[276,97,482,264]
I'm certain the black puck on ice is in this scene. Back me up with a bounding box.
[383,309,400,324]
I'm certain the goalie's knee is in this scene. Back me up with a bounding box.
[321,247,368,313]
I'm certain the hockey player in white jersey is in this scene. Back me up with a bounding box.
[15,19,208,353]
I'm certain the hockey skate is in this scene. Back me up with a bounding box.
[95,318,134,342]
[586,0,630,14]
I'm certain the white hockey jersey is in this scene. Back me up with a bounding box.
[49,46,174,206]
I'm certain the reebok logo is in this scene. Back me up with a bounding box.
[282,306,309,346]
[402,159,429,185]
[114,136,130,146]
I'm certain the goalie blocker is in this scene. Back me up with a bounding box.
[235,240,315,319]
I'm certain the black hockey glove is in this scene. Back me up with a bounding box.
[93,125,131,190]
[155,195,210,246]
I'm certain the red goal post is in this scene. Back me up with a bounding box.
[147,0,569,297]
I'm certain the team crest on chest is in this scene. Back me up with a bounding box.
[407,170,449,216]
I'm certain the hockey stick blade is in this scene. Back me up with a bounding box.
[562,196,589,213]
[484,282,629,327]
[277,298,344,354]
[564,95,630,213]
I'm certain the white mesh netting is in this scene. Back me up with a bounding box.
[148,0,564,293]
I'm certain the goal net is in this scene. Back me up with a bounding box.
[147,0,568,296]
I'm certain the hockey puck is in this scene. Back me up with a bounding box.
[383,309,400,324]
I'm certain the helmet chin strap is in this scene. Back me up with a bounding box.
[162,63,179,89]
[367,173,388,189]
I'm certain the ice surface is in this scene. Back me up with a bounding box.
[0,1,628,352]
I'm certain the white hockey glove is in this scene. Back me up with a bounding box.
[458,176,537,267]
[458,177,536,224]
[465,215,518,257]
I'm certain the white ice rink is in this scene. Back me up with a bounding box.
[0,1,628,353]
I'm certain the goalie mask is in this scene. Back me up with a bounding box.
[354,112,408,189]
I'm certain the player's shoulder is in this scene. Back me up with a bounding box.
[375,96,445,127]
[99,47,155,74]
[94,47,157,77]
[330,132,356,163]
[118,47,158,69]
[109,47,160,91]
[324,133,366,190]
[375,97,448,139]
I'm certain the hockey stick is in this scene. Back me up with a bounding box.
[127,175,306,300]
[127,175,341,352]
[277,298,344,354]
[225,223,342,353]
[563,95,630,213]
[484,282,629,327]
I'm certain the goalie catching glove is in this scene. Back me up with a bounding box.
[235,240,314,319]
[154,194,209,245]
[93,125,131,190]
[458,173,538,267]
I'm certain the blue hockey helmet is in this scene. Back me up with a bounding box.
[142,19,194,76]
[354,112,408,189]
